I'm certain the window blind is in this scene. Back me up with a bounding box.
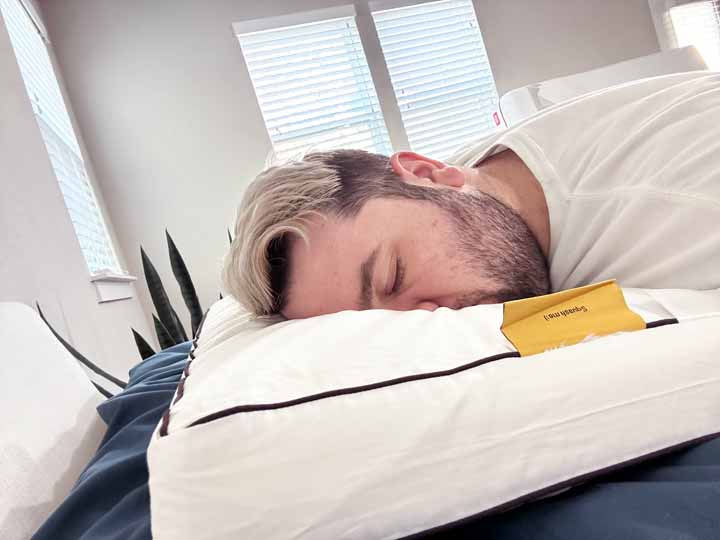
[237,16,392,161]
[1,0,121,274]
[669,0,720,70]
[373,0,498,160]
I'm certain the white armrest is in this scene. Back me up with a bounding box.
[0,302,106,540]
[500,46,708,126]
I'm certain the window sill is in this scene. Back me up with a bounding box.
[90,271,137,303]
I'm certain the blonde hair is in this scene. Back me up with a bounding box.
[223,149,427,316]
[222,160,337,316]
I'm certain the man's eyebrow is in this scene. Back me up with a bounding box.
[358,246,380,310]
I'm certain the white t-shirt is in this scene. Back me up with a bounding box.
[449,71,720,292]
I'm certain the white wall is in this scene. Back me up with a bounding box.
[475,1,660,95]
[0,13,153,379]
[37,0,660,322]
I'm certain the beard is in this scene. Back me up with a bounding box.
[427,187,550,306]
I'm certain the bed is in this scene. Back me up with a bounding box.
[7,281,720,539]
[5,49,720,540]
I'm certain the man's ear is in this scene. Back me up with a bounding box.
[390,151,465,188]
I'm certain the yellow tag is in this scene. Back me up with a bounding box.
[501,280,645,356]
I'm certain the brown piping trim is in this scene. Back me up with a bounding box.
[191,309,209,345]
[158,407,171,437]
[399,430,720,539]
[167,316,683,433]
[186,317,682,428]
[160,358,193,436]
[646,317,679,329]
[158,310,210,436]
[173,376,187,405]
[188,351,521,427]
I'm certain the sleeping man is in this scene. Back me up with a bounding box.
[223,71,720,319]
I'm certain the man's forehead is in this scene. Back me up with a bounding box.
[280,198,421,318]
[282,214,364,318]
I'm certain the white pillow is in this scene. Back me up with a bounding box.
[148,288,720,540]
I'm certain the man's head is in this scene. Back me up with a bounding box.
[223,149,549,318]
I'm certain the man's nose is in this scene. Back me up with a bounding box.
[416,300,439,311]
[379,296,440,312]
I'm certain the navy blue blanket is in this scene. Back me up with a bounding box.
[32,343,191,540]
[433,437,720,539]
[34,343,720,539]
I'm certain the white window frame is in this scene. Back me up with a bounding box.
[370,0,499,159]
[235,6,394,161]
[649,0,720,68]
[1,0,136,301]
[234,0,499,160]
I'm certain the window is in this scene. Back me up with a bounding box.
[669,1,720,70]
[237,12,392,161]
[235,1,499,162]
[0,0,122,274]
[373,0,498,159]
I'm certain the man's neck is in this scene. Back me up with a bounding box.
[466,150,550,257]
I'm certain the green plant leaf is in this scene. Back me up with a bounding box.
[36,302,127,388]
[141,246,184,343]
[171,306,189,342]
[166,231,202,336]
[153,314,176,350]
[92,381,114,399]
[132,328,156,360]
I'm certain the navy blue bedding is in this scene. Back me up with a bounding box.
[432,437,720,539]
[32,342,191,540]
[33,343,720,539]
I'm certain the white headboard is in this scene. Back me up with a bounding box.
[500,46,707,127]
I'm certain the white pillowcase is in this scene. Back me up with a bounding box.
[148,288,720,540]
